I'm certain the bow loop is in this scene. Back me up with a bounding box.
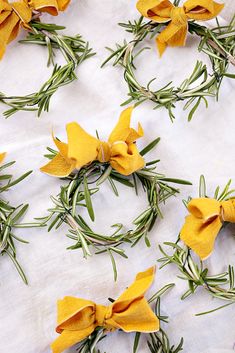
[187,198,221,222]
[184,0,224,20]
[0,152,6,164]
[26,0,70,16]
[40,107,145,177]
[180,198,235,260]
[136,0,224,56]
[51,267,159,353]
[221,200,235,223]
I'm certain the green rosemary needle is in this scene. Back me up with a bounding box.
[102,14,235,121]
[0,161,43,284]
[0,21,94,118]
[39,138,191,280]
[158,176,235,315]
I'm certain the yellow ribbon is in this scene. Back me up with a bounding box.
[0,0,70,59]
[26,0,70,15]
[0,152,6,163]
[40,107,145,177]
[180,197,235,260]
[136,0,224,56]
[51,267,159,353]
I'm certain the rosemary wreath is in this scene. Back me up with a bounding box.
[39,137,191,280]
[158,176,235,315]
[102,3,235,121]
[74,284,183,353]
[0,158,42,283]
[0,20,94,118]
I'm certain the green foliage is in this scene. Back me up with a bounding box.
[0,21,94,117]
[39,139,191,280]
[0,161,42,283]
[102,16,235,121]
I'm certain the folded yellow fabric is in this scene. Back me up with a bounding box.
[40,107,145,177]
[180,197,235,260]
[0,0,70,59]
[136,0,224,56]
[26,0,70,16]
[0,0,32,59]
[0,152,6,163]
[51,267,159,353]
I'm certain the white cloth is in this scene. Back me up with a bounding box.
[0,1,235,353]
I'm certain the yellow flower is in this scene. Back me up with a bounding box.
[0,152,6,163]
[0,0,70,59]
[40,107,145,177]
[136,0,224,56]
[51,267,159,353]
[180,197,235,260]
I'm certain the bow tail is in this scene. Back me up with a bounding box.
[57,0,71,12]
[66,122,100,168]
[0,13,20,59]
[156,21,188,56]
[40,152,76,177]
[180,214,222,260]
[109,297,160,332]
[0,152,6,164]
[110,143,145,175]
[51,326,94,353]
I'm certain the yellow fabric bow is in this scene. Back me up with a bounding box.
[40,107,145,177]
[136,0,224,56]
[0,0,70,59]
[180,197,235,260]
[51,267,159,353]
[0,152,6,163]
[0,0,32,59]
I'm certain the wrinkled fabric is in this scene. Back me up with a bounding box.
[40,107,145,177]
[0,152,6,163]
[0,0,31,59]
[0,0,70,59]
[136,0,224,56]
[180,197,235,260]
[51,267,159,353]
[26,0,70,16]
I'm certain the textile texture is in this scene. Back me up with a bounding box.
[0,0,235,352]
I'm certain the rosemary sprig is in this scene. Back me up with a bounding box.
[39,139,191,280]
[75,283,183,353]
[158,176,235,315]
[0,161,43,283]
[102,15,235,121]
[0,21,94,118]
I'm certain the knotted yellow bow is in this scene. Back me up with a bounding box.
[51,267,159,353]
[0,152,6,163]
[136,0,224,56]
[40,107,145,177]
[180,198,235,260]
[0,0,70,59]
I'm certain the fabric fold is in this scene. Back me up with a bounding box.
[40,107,145,177]
[180,197,235,259]
[136,0,224,56]
[51,267,159,353]
[0,0,70,59]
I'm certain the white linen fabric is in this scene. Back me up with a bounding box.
[0,1,235,352]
